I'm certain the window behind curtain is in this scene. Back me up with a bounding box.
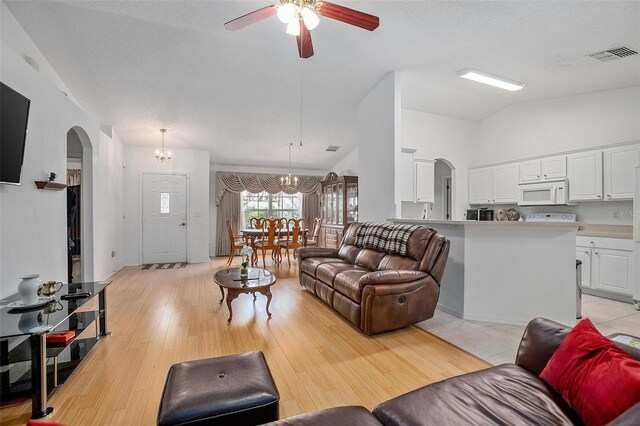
[241,191,302,228]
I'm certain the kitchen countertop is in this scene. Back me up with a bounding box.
[576,224,633,239]
[389,218,582,230]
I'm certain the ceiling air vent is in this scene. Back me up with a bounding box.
[587,46,638,62]
[325,145,340,152]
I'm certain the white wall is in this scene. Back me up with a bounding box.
[0,5,123,298]
[476,86,640,166]
[123,146,210,265]
[358,73,399,223]
[401,108,478,220]
[0,2,79,106]
[209,164,326,256]
[330,148,358,176]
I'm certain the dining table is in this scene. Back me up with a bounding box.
[240,228,309,266]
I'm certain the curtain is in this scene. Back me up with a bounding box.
[67,169,81,186]
[215,191,241,257]
[215,171,322,206]
[302,192,320,231]
[215,171,323,255]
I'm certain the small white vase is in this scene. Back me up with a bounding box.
[18,274,43,305]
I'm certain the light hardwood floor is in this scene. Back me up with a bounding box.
[1,257,489,425]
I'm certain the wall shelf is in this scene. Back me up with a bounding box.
[35,181,67,191]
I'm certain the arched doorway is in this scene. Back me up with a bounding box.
[433,158,455,220]
[66,127,94,282]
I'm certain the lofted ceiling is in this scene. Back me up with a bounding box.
[4,1,639,170]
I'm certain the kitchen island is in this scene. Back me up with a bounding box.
[389,219,582,326]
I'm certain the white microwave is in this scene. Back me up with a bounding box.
[518,179,573,206]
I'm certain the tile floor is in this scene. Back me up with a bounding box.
[417,294,640,365]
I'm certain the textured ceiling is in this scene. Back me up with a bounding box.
[4,1,639,169]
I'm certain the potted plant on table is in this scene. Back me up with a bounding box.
[240,245,253,279]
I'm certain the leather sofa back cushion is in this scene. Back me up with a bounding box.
[406,227,437,261]
[355,249,386,270]
[339,245,361,264]
[418,233,446,272]
[342,223,360,246]
[377,255,419,271]
[539,318,640,426]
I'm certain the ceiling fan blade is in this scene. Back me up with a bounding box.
[296,20,314,58]
[317,1,379,31]
[224,5,277,31]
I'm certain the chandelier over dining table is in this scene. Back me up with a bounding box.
[281,142,299,190]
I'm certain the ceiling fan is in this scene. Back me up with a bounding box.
[224,0,379,59]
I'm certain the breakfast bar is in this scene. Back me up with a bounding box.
[389,219,582,326]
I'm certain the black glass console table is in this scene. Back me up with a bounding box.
[0,281,111,419]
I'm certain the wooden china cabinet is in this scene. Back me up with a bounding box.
[319,172,358,248]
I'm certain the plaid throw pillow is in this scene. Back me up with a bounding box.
[353,222,420,256]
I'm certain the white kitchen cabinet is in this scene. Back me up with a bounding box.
[493,163,519,204]
[399,150,416,202]
[576,236,634,298]
[568,150,603,201]
[576,248,592,289]
[603,145,640,200]
[519,160,541,183]
[591,248,634,295]
[542,155,567,180]
[415,159,435,203]
[468,167,493,205]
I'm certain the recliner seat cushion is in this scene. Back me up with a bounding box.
[333,270,370,302]
[300,257,348,278]
[316,264,368,287]
[373,364,579,426]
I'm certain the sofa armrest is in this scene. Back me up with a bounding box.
[362,279,434,297]
[360,270,428,286]
[515,317,571,375]
[297,247,339,261]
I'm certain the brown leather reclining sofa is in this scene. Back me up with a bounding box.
[296,222,450,335]
[266,317,640,426]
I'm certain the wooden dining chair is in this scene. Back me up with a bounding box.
[305,218,322,247]
[279,218,305,266]
[253,218,284,268]
[226,219,246,266]
[249,217,259,229]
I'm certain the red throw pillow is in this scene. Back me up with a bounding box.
[540,318,640,426]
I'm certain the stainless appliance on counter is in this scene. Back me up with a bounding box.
[467,208,494,221]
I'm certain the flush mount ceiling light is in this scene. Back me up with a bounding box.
[457,69,525,91]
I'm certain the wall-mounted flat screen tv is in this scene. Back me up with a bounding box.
[1,82,31,185]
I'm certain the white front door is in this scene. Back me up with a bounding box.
[142,173,187,264]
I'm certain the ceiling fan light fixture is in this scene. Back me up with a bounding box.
[277,2,296,23]
[286,18,301,36]
[301,7,320,30]
[457,69,525,91]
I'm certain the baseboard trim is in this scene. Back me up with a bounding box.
[436,303,463,319]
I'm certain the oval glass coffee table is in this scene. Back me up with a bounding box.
[213,268,276,323]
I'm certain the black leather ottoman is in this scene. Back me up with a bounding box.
[157,351,280,426]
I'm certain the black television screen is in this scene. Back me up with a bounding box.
[1,82,30,185]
